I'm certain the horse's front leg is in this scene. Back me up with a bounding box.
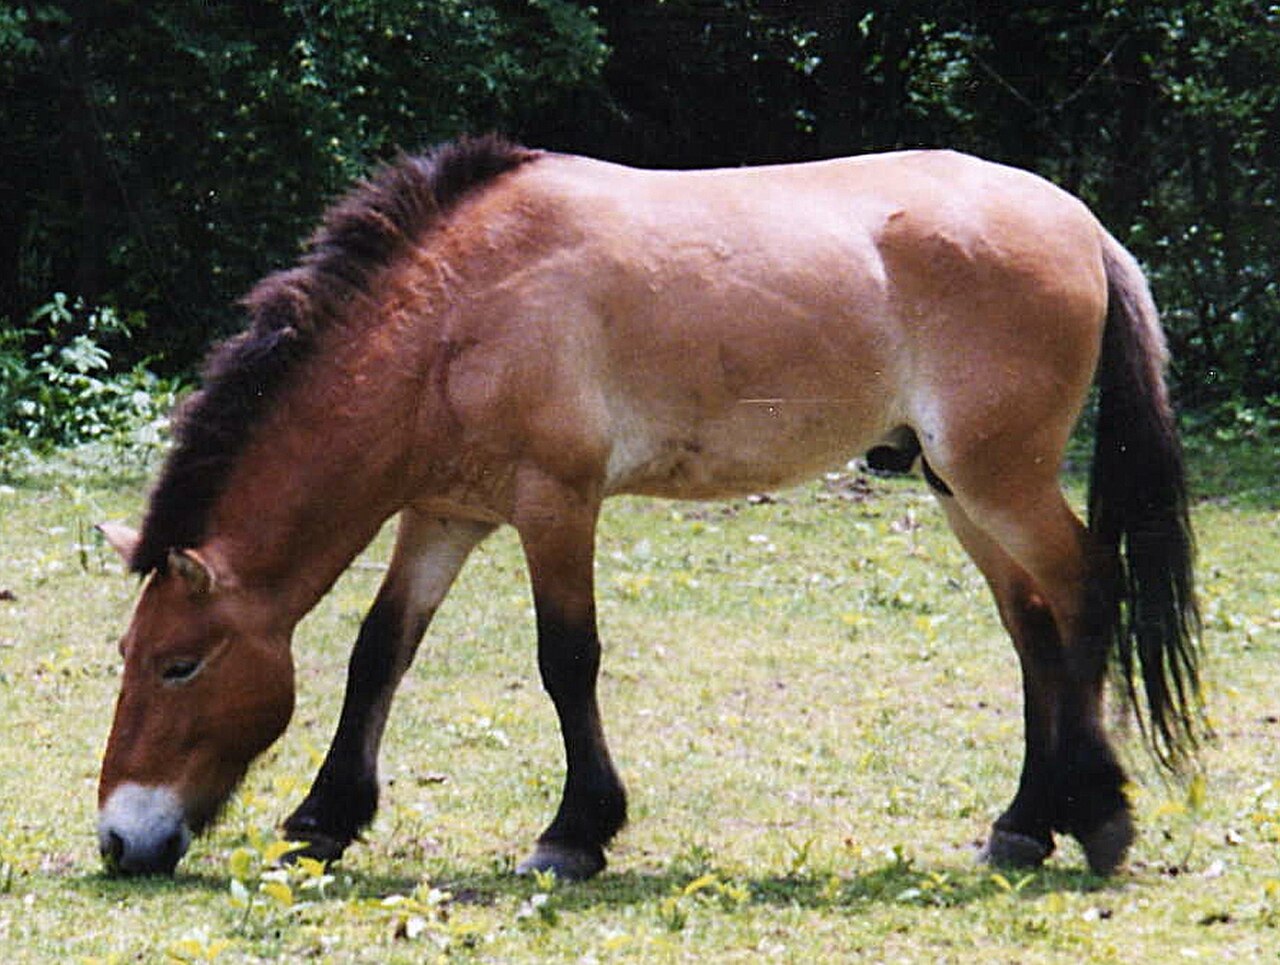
[513,475,627,880]
[283,513,494,861]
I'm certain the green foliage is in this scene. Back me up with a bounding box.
[0,294,181,468]
[0,1,607,368]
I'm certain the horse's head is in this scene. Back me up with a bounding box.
[95,523,295,875]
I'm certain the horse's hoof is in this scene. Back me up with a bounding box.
[516,842,606,881]
[1077,810,1135,877]
[280,821,353,864]
[980,829,1053,868]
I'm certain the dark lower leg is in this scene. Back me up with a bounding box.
[940,486,1133,874]
[1056,713,1133,874]
[283,597,427,859]
[283,516,488,861]
[986,600,1060,866]
[990,594,1132,875]
[519,607,626,879]
[990,701,1132,873]
[1054,602,1133,874]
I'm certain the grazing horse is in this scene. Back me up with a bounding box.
[96,136,1200,879]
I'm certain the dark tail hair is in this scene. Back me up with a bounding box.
[1089,233,1204,769]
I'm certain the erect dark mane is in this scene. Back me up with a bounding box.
[130,135,540,574]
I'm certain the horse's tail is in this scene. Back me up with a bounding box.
[1089,231,1203,769]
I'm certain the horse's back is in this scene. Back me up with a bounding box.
[438,150,1110,502]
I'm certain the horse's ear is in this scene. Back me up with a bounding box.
[97,522,140,564]
[167,548,217,596]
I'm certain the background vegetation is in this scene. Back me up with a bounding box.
[2,0,1277,424]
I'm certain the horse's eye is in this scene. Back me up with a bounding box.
[161,657,203,684]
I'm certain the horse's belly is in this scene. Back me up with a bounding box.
[605,402,883,499]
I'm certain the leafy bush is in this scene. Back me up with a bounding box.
[0,294,182,467]
[1,1,609,370]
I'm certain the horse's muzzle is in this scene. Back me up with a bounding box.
[97,783,192,875]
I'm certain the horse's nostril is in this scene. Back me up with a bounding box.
[101,830,125,871]
[159,830,184,873]
[100,828,184,875]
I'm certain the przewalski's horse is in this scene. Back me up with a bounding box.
[96,136,1200,879]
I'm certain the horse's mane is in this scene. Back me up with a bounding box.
[130,135,540,574]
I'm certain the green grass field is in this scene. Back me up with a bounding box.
[1,442,1277,963]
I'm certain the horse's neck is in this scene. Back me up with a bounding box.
[203,349,420,625]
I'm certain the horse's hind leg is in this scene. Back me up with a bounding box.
[937,488,1132,875]
[512,473,626,880]
[283,513,494,861]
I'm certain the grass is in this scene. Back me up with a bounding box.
[1,438,1278,963]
